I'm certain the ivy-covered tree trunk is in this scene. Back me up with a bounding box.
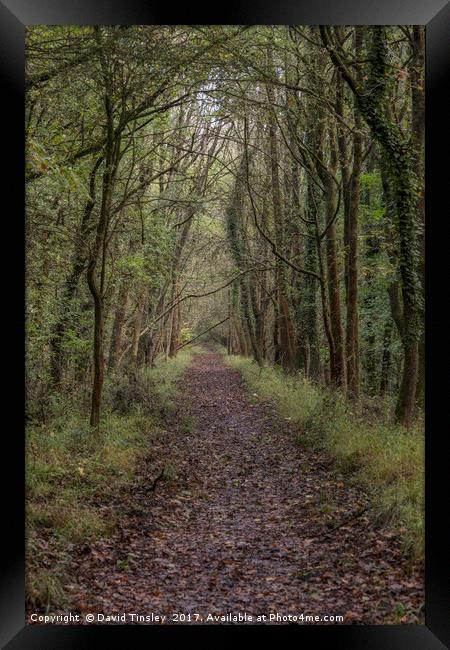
[321,25,423,425]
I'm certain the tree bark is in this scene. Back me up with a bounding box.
[379,318,393,396]
[321,25,422,425]
[87,33,121,431]
[131,292,148,366]
[341,29,363,398]
[266,42,297,372]
[108,278,130,371]
[321,140,346,388]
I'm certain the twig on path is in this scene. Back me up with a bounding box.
[323,506,369,536]
[306,506,370,541]
[149,467,165,493]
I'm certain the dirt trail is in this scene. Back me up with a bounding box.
[68,352,423,624]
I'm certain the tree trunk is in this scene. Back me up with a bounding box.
[335,27,362,397]
[266,42,297,372]
[323,172,346,388]
[87,59,119,430]
[108,280,129,370]
[303,172,322,381]
[131,292,147,365]
[89,291,104,430]
[168,283,180,358]
[395,339,419,425]
[379,318,393,396]
[321,25,422,424]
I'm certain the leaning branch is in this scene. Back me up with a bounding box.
[319,25,360,97]
[137,267,274,341]
[26,47,100,90]
[176,317,230,351]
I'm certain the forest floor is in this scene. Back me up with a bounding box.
[44,352,423,625]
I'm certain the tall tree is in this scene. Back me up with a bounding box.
[321,25,423,425]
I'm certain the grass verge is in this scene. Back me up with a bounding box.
[26,348,195,611]
[225,354,424,561]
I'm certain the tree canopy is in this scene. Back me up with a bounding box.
[26,25,424,429]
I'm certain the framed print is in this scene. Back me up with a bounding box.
[1,0,449,648]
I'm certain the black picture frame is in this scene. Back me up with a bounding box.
[1,1,449,647]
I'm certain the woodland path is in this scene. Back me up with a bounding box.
[69,352,423,624]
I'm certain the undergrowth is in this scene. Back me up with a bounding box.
[225,355,424,561]
[26,348,195,611]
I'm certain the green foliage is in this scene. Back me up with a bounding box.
[360,171,382,191]
[141,350,196,412]
[62,327,92,360]
[179,327,194,344]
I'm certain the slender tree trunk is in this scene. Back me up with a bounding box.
[108,280,129,370]
[309,44,345,388]
[87,42,120,431]
[89,292,104,430]
[303,165,322,381]
[346,33,362,397]
[323,170,346,388]
[335,27,362,397]
[227,288,232,354]
[266,42,297,371]
[168,282,180,358]
[131,292,147,366]
[379,318,393,396]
